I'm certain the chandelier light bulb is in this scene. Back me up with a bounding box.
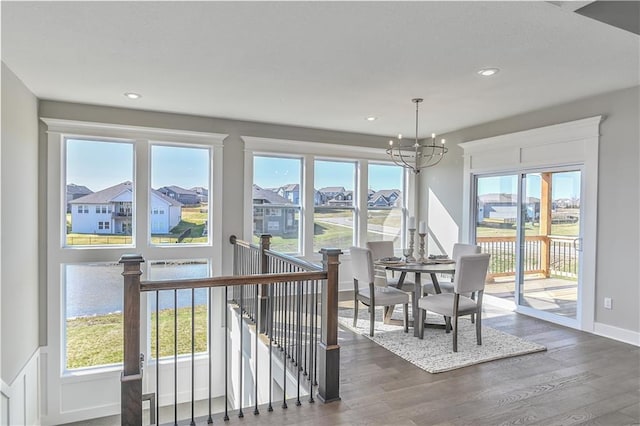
[398,133,403,139]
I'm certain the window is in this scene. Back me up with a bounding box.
[252,156,302,253]
[246,138,409,258]
[65,139,134,246]
[314,159,356,252]
[150,145,210,244]
[366,163,404,249]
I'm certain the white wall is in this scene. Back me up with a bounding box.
[1,62,40,423]
[420,85,640,334]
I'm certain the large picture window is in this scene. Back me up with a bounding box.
[150,144,210,244]
[252,155,302,253]
[366,163,404,249]
[313,159,356,252]
[65,139,134,246]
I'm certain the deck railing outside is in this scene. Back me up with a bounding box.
[477,235,578,280]
[119,235,341,425]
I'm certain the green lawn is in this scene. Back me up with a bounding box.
[66,305,208,369]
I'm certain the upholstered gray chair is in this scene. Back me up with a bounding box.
[366,241,415,293]
[423,243,481,295]
[350,246,409,336]
[417,253,491,352]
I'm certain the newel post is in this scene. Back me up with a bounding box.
[318,248,342,403]
[258,234,272,333]
[119,254,145,426]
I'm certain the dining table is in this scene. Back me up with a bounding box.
[378,260,456,337]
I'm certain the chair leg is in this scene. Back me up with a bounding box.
[476,308,482,346]
[353,298,358,327]
[403,303,409,333]
[445,316,452,333]
[418,308,425,339]
[370,305,375,337]
[453,314,458,352]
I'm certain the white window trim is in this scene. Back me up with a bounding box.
[243,136,408,260]
[41,117,227,425]
[459,115,601,333]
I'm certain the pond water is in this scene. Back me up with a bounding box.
[65,261,210,318]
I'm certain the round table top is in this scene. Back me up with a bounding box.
[377,261,456,273]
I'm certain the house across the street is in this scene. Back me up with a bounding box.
[69,181,182,234]
[158,185,201,205]
[65,183,93,213]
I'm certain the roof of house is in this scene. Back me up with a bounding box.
[280,183,299,192]
[66,183,93,195]
[190,186,208,195]
[319,186,346,193]
[253,184,293,205]
[160,185,199,196]
[70,181,182,206]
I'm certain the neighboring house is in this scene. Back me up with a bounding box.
[66,183,93,213]
[277,183,300,204]
[477,193,540,223]
[190,186,209,203]
[69,181,182,234]
[252,184,298,236]
[317,186,347,206]
[368,189,401,207]
[158,185,200,205]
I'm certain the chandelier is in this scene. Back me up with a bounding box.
[386,98,448,173]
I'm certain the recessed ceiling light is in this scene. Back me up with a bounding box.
[124,92,142,99]
[477,68,500,77]
[366,116,377,121]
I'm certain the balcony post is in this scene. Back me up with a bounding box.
[119,254,145,426]
[258,234,272,333]
[318,248,342,403]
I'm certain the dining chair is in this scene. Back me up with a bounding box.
[423,243,481,295]
[350,246,409,336]
[366,241,415,293]
[417,253,491,352]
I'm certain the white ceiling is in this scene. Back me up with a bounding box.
[2,1,639,137]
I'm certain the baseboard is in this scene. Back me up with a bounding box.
[593,322,640,346]
[3,348,41,425]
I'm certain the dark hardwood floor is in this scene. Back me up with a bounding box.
[72,305,639,425]
[225,305,639,426]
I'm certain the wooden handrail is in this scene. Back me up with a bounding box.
[120,235,342,425]
[139,271,327,292]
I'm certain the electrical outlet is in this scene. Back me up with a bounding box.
[604,297,612,310]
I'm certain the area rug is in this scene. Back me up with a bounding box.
[338,307,546,373]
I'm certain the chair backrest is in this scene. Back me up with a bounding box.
[350,246,375,287]
[366,241,395,260]
[451,243,481,261]
[453,253,491,294]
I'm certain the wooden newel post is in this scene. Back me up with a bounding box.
[318,248,342,403]
[258,234,272,333]
[119,254,145,426]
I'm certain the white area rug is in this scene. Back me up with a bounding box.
[338,308,546,373]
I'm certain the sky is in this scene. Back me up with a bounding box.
[66,139,209,191]
[477,171,581,200]
[254,156,403,191]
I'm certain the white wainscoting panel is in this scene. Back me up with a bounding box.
[2,349,40,425]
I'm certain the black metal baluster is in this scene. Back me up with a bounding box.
[174,289,178,426]
[254,282,260,416]
[303,280,308,377]
[156,291,160,424]
[239,284,244,418]
[314,280,319,387]
[224,286,229,421]
[296,280,302,406]
[308,280,315,403]
[282,280,288,409]
[268,282,274,412]
[191,289,196,426]
[208,288,213,424]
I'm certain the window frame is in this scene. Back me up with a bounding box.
[243,136,412,260]
[42,117,227,421]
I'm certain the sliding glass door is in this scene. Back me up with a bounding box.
[474,168,583,326]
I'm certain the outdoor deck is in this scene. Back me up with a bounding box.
[485,277,577,318]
